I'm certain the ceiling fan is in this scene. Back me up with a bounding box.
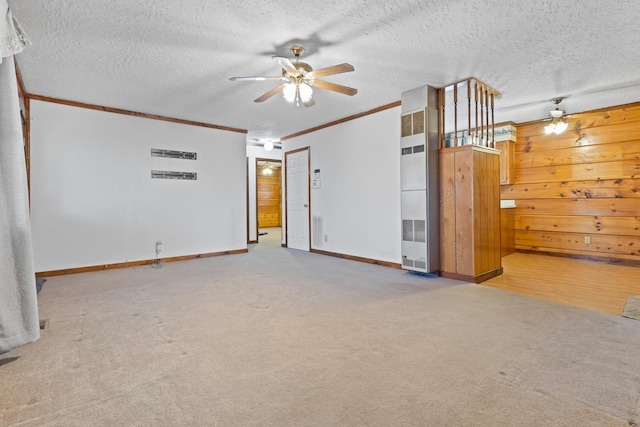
[229,46,357,107]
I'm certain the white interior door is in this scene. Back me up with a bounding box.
[286,148,310,251]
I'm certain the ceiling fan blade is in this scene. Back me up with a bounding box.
[312,80,358,96]
[230,76,284,81]
[310,63,354,79]
[273,56,299,76]
[303,98,316,108]
[254,84,286,103]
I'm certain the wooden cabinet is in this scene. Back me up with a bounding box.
[496,140,515,185]
[500,207,515,257]
[440,145,503,283]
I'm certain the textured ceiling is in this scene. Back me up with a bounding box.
[9,0,640,141]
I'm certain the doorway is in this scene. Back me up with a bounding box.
[256,158,282,242]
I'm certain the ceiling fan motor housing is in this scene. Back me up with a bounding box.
[292,61,313,75]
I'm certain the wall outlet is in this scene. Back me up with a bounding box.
[584,236,591,244]
[324,234,328,243]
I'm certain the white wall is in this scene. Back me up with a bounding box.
[283,106,401,264]
[246,144,282,242]
[30,101,247,272]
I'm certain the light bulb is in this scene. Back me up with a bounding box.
[299,83,313,102]
[263,140,274,151]
[554,121,568,134]
[283,83,296,102]
[544,123,555,134]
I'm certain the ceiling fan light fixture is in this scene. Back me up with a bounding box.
[544,109,568,134]
[231,45,355,106]
[544,98,568,135]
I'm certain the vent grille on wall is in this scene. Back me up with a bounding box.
[151,148,197,160]
[402,219,413,241]
[312,215,323,248]
[414,220,426,242]
[401,110,426,137]
[402,219,425,242]
[151,170,197,180]
[401,145,425,155]
[403,257,414,267]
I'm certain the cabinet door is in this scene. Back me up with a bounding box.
[496,140,514,185]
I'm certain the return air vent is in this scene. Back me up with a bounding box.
[414,260,426,270]
[414,220,426,243]
[151,148,197,160]
[402,220,413,241]
[403,257,414,267]
[401,145,426,156]
[403,219,426,242]
[312,215,324,248]
[151,170,197,180]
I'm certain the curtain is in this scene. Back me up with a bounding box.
[0,1,38,353]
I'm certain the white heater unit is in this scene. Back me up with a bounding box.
[400,86,440,274]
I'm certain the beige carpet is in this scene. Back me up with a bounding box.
[2,228,640,426]
[623,296,640,321]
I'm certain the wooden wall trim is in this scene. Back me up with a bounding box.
[516,249,640,266]
[440,144,499,155]
[281,101,401,141]
[310,248,402,269]
[24,97,31,199]
[441,266,503,284]
[27,94,248,134]
[494,120,517,128]
[35,248,248,277]
[14,60,27,99]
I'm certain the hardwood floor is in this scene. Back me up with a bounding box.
[483,252,640,316]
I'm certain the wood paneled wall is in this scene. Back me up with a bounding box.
[501,102,640,262]
[257,164,282,228]
[441,145,502,282]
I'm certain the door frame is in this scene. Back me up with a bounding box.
[284,147,311,249]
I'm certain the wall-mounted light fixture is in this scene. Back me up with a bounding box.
[544,98,568,135]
